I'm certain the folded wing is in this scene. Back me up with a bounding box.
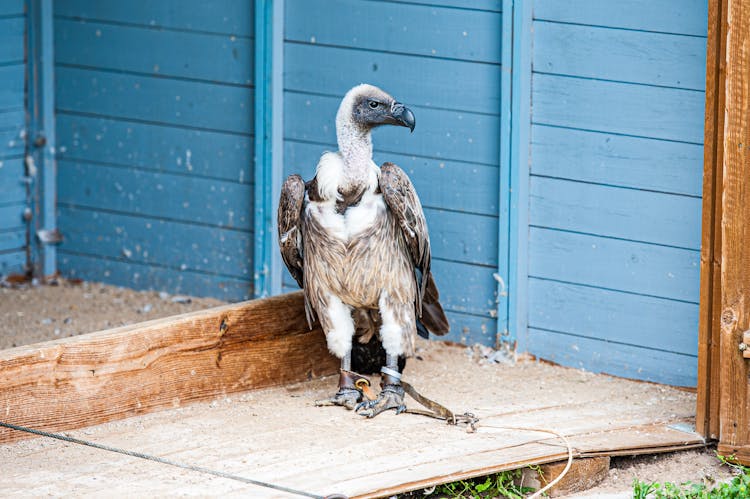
[379,162,450,335]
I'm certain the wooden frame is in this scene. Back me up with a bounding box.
[253,0,285,298]
[0,292,337,444]
[697,0,750,464]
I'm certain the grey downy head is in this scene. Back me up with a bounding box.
[337,84,416,132]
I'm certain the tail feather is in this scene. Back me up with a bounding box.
[420,273,450,335]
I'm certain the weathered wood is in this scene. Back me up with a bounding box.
[716,0,750,465]
[520,457,610,497]
[697,0,726,441]
[0,291,337,444]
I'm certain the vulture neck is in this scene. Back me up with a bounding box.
[336,120,374,186]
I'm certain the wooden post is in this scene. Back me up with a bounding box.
[253,0,284,298]
[696,0,727,442]
[697,0,750,464]
[0,292,337,445]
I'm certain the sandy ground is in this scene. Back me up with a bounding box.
[0,277,223,349]
[0,280,738,496]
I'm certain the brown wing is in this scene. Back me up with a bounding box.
[379,162,449,335]
[277,174,305,288]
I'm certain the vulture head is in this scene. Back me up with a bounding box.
[336,84,416,133]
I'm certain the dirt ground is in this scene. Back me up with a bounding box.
[0,279,738,496]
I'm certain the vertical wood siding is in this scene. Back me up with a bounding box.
[527,0,707,386]
[0,0,27,275]
[53,1,255,300]
[282,0,503,345]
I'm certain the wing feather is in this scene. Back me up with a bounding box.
[379,162,449,335]
[277,174,306,288]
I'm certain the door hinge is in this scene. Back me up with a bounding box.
[739,330,750,359]
[37,228,63,245]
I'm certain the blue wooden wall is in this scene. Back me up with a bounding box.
[0,0,27,276]
[282,0,503,345]
[525,0,707,386]
[53,0,255,300]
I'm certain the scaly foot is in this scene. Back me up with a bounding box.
[356,384,406,418]
[315,387,362,410]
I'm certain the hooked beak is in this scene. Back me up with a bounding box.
[391,103,416,132]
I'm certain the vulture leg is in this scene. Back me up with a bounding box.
[314,352,363,410]
[356,353,405,417]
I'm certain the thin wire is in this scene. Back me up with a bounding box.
[0,421,329,499]
[476,423,574,498]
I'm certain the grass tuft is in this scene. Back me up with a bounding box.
[632,453,750,499]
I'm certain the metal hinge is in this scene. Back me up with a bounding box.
[739,330,750,359]
[37,229,63,245]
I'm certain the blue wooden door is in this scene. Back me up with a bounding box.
[0,0,28,276]
[525,0,707,386]
[282,0,505,345]
[53,0,256,300]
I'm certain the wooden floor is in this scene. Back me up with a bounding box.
[0,340,703,498]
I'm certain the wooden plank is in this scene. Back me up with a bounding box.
[534,21,706,90]
[0,292,336,445]
[0,339,702,497]
[529,227,701,303]
[284,43,500,115]
[56,114,253,182]
[381,0,501,11]
[284,92,500,165]
[426,259,497,317]
[0,202,25,229]
[55,19,253,84]
[422,208,498,266]
[54,0,253,36]
[716,0,750,465]
[285,0,502,63]
[0,157,26,204]
[0,0,24,17]
[57,206,252,278]
[521,457,610,497]
[57,160,253,230]
[55,67,254,135]
[0,64,24,110]
[0,228,24,252]
[529,279,699,356]
[697,0,726,442]
[442,309,496,346]
[0,17,24,63]
[58,252,252,302]
[528,328,698,387]
[0,128,25,158]
[0,109,25,131]
[531,125,704,196]
[534,0,708,36]
[533,73,706,144]
[0,249,25,274]
[530,176,702,249]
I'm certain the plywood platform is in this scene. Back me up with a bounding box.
[0,294,703,498]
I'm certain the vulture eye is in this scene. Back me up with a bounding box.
[368,100,379,109]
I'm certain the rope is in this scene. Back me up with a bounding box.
[477,423,574,498]
[400,380,573,497]
[0,421,343,499]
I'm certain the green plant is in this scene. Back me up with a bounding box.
[400,467,541,498]
[632,453,750,499]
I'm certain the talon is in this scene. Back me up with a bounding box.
[315,387,362,410]
[356,384,405,418]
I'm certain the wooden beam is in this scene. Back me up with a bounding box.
[253,0,285,298]
[0,291,337,444]
[696,0,727,441]
[714,0,750,465]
